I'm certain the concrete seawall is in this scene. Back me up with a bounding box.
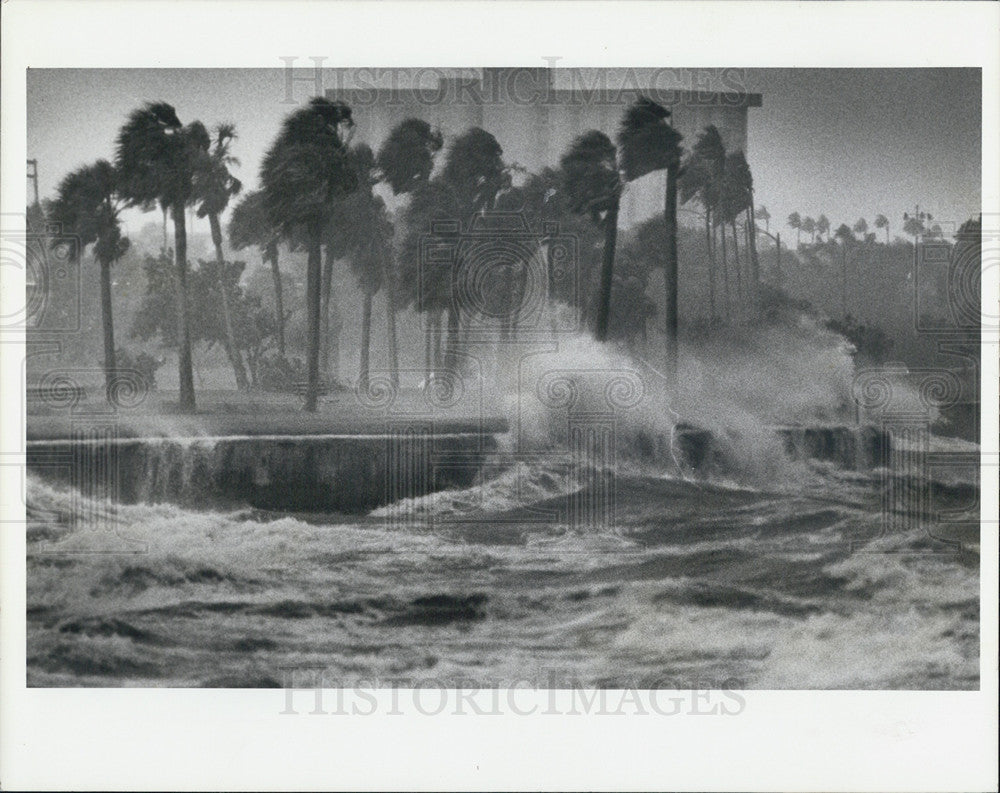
[26,417,890,513]
[26,416,506,513]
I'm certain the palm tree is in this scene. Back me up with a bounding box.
[191,122,248,390]
[680,126,725,319]
[853,217,868,242]
[719,153,747,308]
[377,117,444,194]
[115,101,199,411]
[874,213,889,244]
[326,144,394,392]
[439,127,508,367]
[229,190,286,356]
[723,150,758,305]
[560,130,621,343]
[787,211,802,247]
[617,97,684,382]
[396,179,460,377]
[46,160,130,399]
[834,223,853,314]
[816,214,830,243]
[902,215,924,242]
[802,216,816,244]
[377,118,444,385]
[259,97,357,412]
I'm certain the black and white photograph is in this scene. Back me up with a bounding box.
[2,2,997,791]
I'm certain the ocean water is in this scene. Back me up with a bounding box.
[25,450,980,689]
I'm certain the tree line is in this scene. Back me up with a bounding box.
[43,94,768,412]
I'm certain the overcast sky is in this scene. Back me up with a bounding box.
[27,67,981,240]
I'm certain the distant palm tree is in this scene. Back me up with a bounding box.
[259,97,357,412]
[902,213,925,242]
[560,130,621,343]
[617,97,684,381]
[377,118,444,385]
[229,190,286,356]
[46,160,130,399]
[801,216,816,244]
[787,212,802,246]
[115,101,198,411]
[680,125,726,320]
[191,121,248,390]
[834,223,853,314]
[853,217,868,241]
[816,214,830,242]
[874,213,889,244]
[725,150,758,304]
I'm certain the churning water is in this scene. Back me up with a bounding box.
[25,448,979,689]
[25,326,980,689]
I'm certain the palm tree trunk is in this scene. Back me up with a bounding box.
[705,209,716,321]
[594,198,619,342]
[304,221,323,412]
[99,257,116,400]
[359,289,373,392]
[267,241,285,357]
[748,204,761,301]
[386,277,399,389]
[732,220,743,311]
[841,246,848,317]
[172,203,196,411]
[663,167,679,386]
[424,313,433,379]
[209,213,249,391]
[719,221,731,318]
[320,246,334,378]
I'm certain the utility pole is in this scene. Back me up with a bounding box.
[27,159,39,206]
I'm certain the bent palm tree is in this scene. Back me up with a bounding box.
[327,144,394,391]
[617,97,684,383]
[560,130,621,343]
[757,205,770,233]
[377,118,444,385]
[816,214,830,243]
[439,127,508,366]
[725,150,758,303]
[787,212,802,247]
[229,190,286,356]
[874,213,889,244]
[192,121,248,390]
[47,160,130,399]
[115,101,198,411]
[802,216,816,244]
[260,97,357,411]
